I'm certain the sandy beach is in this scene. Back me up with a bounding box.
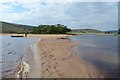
[30,34,103,78]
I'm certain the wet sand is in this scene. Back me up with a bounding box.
[27,39,42,78]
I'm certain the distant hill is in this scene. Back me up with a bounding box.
[1,21,35,33]
[71,29,102,33]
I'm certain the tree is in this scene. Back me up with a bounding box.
[32,24,71,34]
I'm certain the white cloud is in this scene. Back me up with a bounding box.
[0,3,13,12]
[0,0,118,30]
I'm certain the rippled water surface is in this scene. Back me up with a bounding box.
[69,34,119,78]
[1,36,38,77]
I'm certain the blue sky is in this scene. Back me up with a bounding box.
[0,0,118,31]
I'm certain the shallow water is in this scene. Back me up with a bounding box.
[69,34,119,78]
[1,36,38,78]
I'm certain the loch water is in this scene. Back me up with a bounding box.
[69,34,119,78]
[1,36,38,78]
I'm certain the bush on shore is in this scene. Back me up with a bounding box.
[32,24,71,34]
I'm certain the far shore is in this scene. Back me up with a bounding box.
[0,33,74,38]
[1,33,120,37]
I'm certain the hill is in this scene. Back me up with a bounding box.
[71,29,102,33]
[1,21,34,33]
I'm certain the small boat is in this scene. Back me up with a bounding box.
[11,35,24,37]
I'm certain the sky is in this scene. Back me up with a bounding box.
[0,0,119,31]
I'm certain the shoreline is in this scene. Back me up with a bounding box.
[1,34,104,78]
[27,39,42,78]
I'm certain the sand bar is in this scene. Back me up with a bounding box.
[36,35,103,78]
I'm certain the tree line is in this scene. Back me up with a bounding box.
[32,24,71,34]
